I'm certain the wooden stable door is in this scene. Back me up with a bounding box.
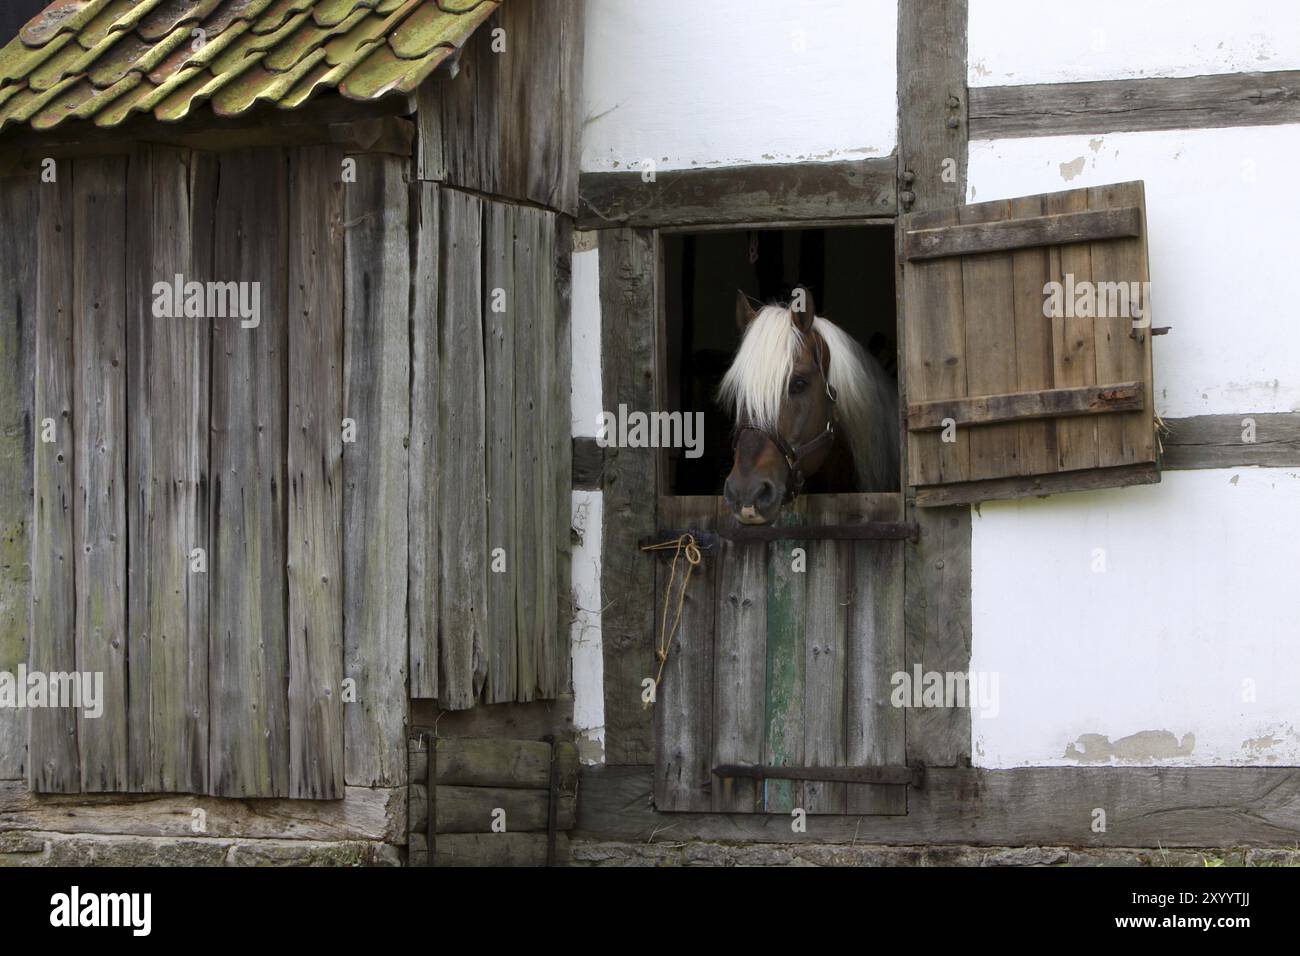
[652,493,908,815]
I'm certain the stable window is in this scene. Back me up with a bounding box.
[650,223,911,815]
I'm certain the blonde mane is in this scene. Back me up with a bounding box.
[718,304,898,491]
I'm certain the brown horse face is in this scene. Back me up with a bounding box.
[723,289,834,525]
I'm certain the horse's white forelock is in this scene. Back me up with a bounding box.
[718,304,897,490]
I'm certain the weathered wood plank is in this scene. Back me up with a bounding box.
[653,496,716,811]
[898,0,973,773]
[287,146,345,799]
[0,172,36,781]
[29,162,79,793]
[915,462,1161,507]
[578,158,897,230]
[533,210,561,700]
[904,207,968,485]
[1162,413,1300,469]
[209,148,290,798]
[0,780,404,843]
[408,183,440,700]
[1088,181,1156,469]
[598,228,658,764]
[342,154,409,785]
[409,696,575,740]
[712,507,767,814]
[897,0,967,213]
[1008,192,1057,477]
[482,199,517,703]
[802,497,848,814]
[969,70,1300,140]
[125,144,209,794]
[411,785,576,833]
[905,207,1141,260]
[1047,187,1099,473]
[409,738,579,791]
[578,764,1300,848]
[844,497,907,816]
[437,187,486,709]
[908,382,1145,431]
[958,199,1019,482]
[72,155,128,793]
[550,215,574,694]
[763,504,806,813]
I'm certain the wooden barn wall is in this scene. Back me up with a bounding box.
[408,183,573,710]
[416,0,584,216]
[19,145,409,798]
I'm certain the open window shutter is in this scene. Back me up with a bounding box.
[902,181,1158,506]
[653,494,907,815]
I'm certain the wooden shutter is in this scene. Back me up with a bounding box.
[902,181,1159,506]
[653,494,907,815]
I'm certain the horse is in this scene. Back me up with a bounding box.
[719,286,899,524]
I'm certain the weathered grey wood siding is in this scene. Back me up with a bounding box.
[23,146,402,796]
[408,188,573,709]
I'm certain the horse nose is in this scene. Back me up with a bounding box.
[725,476,779,511]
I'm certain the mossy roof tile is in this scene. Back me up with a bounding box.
[0,0,496,132]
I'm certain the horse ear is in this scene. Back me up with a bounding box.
[790,285,815,333]
[735,290,757,332]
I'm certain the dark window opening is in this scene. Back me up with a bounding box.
[661,224,899,496]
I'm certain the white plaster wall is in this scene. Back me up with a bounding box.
[569,240,604,762]
[968,0,1300,86]
[570,490,605,764]
[970,469,1300,767]
[581,0,896,172]
[968,126,1300,420]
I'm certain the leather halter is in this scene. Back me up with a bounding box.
[733,331,839,503]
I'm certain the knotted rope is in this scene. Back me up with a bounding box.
[639,533,702,708]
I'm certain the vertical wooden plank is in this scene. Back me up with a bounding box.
[653,496,716,812]
[550,215,574,693]
[763,502,805,813]
[0,172,36,781]
[30,165,79,793]
[72,156,128,793]
[408,183,439,699]
[844,495,907,815]
[287,145,345,799]
[598,227,658,764]
[437,187,485,710]
[1009,193,1057,476]
[898,0,973,772]
[802,496,847,814]
[959,199,1019,481]
[904,208,968,486]
[482,199,517,703]
[126,145,209,794]
[532,210,561,699]
[1089,181,1155,467]
[342,154,409,785]
[512,206,540,700]
[712,512,767,814]
[1047,188,1099,472]
[209,148,289,798]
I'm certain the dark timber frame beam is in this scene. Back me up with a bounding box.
[575,765,1300,847]
[969,69,1300,140]
[897,0,972,769]
[576,157,897,230]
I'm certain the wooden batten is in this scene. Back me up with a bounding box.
[908,382,1145,431]
[904,206,1142,260]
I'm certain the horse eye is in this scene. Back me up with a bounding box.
[788,377,808,395]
